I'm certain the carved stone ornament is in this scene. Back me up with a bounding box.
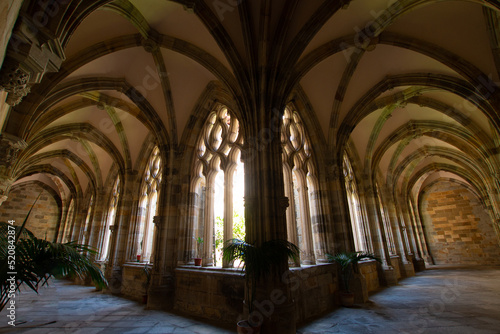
[0,60,31,106]
[0,133,27,173]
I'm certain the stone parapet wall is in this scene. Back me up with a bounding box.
[121,263,150,302]
[173,264,358,326]
[174,268,245,324]
[289,264,338,324]
[358,260,380,293]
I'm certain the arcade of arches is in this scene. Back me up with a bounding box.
[1,1,500,333]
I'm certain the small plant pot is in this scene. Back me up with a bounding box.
[136,255,141,262]
[339,291,355,307]
[194,258,202,266]
[236,320,261,334]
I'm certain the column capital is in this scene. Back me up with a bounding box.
[0,17,65,105]
[0,133,27,199]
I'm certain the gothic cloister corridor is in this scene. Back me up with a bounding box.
[0,266,499,333]
[2,1,500,333]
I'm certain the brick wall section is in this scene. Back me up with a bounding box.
[421,182,500,265]
[0,183,60,241]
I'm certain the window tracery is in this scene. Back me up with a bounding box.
[136,146,162,263]
[191,106,244,267]
[282,107,323,264]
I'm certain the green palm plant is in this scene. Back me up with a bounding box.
[222,238,300,314]
[327,251,381,293]
[0,202,107,312]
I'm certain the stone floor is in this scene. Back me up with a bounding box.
[298,265,500,334]
[0,266,499,333]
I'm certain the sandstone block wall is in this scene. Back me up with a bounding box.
[121,263,149,302]
[421,182,500,265]
[173,264,357,326]
[358,260,380,292]
[289,264,338,324]
[174,268,245,324]
[0,183,60,241]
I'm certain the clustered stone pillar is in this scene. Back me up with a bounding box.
[241,108,295,334]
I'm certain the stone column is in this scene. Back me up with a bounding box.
[386,193,414,278]
[309,187,328,263]
[202,183,215,266]
[241,108,296,334]
[409,197,433,265]
[106,170,138,293]
[283,167,299,266]
[296,184,315,264]
[364,183,397,286]
[147,161,180,311]
[88,190,106,251]
[326,157,355,253]
[223,168,234,267]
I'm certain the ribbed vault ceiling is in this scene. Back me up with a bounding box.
[5,0,500,210]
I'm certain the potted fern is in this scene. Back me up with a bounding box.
[327,251,380,307]
[0,200,107,312]
[222,238,300,333]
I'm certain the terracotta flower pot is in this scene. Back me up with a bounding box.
[237,320,261,334]
[194,258,202,266]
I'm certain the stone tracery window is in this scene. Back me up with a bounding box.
[343,154,370,252]
[100,177,120,261]
[282,107,324,264]
[135,146,162,263]
[190,105,244,267]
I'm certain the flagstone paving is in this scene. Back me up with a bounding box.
[1,265,499,333]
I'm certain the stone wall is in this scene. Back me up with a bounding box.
[390,255,402,280]
[0,182,60,241]
[421,182,500,265]
[121,263,150,303]
[358,260,380,293]
[174,268,245,324]
[173,264,349,326]
[289,264,338,324]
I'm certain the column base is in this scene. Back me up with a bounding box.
[259,300,296,334]
[383,267,398,286]
[413,258,426,272]
[106,267,123,294]
[147,285,174,310]
[402,262,415,277]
